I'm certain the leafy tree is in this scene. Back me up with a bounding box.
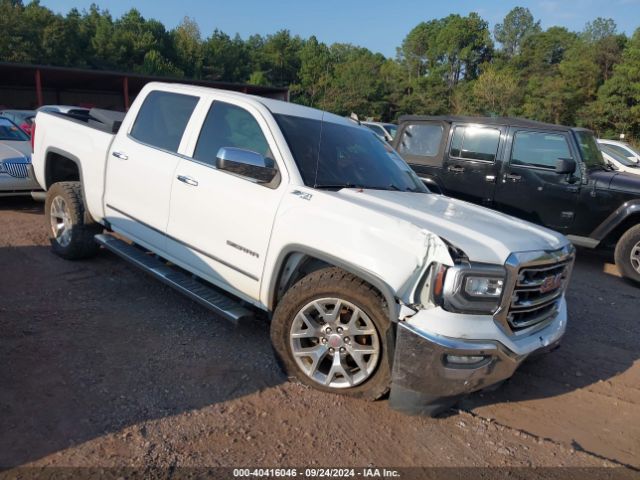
[172,17,203,78]
[494,7,541,57]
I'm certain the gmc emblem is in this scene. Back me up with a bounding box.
[540,274,563,294]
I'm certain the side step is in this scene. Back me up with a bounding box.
[95,234,253,324]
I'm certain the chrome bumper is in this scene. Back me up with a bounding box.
[389,305,566,416]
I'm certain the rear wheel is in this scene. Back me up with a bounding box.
[270,267,392,400]
[614,224,640,284]
[45,181,101,260]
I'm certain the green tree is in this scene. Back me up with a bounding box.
[172,17,203,78]
[494,7,541,57]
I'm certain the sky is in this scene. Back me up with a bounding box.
[41,0,640,58]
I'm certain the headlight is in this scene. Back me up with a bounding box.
[420,264,506,314]
[464,276,504,298]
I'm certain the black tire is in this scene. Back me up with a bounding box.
[271,267,392,400]
[45,181,101,260]
[614,224,640,284]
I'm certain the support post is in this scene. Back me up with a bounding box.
[123,76,130,111]
[35,69,43,107]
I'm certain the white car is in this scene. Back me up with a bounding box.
[597,138,640,163]
[31,83,574,415]
[600,144,640,175]
[0,117,40,196]
[362,121,397,142]
[37,105,90,116]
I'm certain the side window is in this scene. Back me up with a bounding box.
[449,126,500,162]
[511,131,571,169]
[130,91,198,153]
[193,101,272,166]
[397,124,443,157]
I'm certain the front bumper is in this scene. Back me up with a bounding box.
[389,300,566,416]
[0,164,41,195]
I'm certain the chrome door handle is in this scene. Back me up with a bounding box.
[504,173,522,182]
[112,151,128,160]
[448,166,465,173]
[177,175,198,187]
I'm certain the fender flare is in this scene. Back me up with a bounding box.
[590,199,640,241]
[419,175,444,194]
[267,244,400,324]
[43,147,85,190]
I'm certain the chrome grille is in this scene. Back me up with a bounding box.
[508,260,571,330]
[0,162,29,178]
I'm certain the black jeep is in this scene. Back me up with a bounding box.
[392,116,640,283]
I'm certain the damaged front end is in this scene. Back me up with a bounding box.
[388,236,573,416]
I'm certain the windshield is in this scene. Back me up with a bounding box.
[601,141,640,159]
[575,130,605,169]
[275,114,428,192]
[0,117,29,141]
[600,144,638,167]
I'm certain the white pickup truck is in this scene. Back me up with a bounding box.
[31,82,575,415]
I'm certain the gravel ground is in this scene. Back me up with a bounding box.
[0,197,639,477]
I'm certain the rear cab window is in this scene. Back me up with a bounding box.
[130,91,199,153]
[510,131,572,169]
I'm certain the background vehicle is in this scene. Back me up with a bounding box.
[362,121,397,142]
[600,144,640,175]
[37,105,90,117]
[0,109,35,136]
[393,115,640,284]
[32,84,573,415]
[598,138,640,163]
[0,117,40,196]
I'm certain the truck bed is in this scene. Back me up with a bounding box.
[31,110,120,223]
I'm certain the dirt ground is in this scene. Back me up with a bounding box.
[1,197,639,476]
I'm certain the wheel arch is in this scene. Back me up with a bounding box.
[44,148,84,191]
[267,245,399,323]
[591,200,640,248]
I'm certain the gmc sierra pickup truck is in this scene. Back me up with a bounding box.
[32,83,575,415]
[393,115,640,284]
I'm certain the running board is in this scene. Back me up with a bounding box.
[95,234,253,324]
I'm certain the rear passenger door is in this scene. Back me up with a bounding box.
[104,90,199,252]
[493,128,580,231]
[441,124,504,206]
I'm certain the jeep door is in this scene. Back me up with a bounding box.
[440,123,504,205]
[492,128,580,232]
[165,98,287,302]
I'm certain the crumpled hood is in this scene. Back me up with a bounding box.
[334,189,569,265]
[0,141,31,162]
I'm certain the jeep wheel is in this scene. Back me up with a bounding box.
[45,181,101,260]
[270,267,391,400]
[614,224,640,284]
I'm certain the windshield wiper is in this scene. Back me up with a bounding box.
[313,183,360,190]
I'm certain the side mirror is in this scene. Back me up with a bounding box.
[555,157,576,174]
[216,147,277,183]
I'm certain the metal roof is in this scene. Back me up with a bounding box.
[0,62,288,99]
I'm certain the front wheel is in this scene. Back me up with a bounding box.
[614,224,640,284]
[45,181,101,260]
[270,267,392,400]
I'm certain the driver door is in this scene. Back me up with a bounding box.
[165,99,287,301]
